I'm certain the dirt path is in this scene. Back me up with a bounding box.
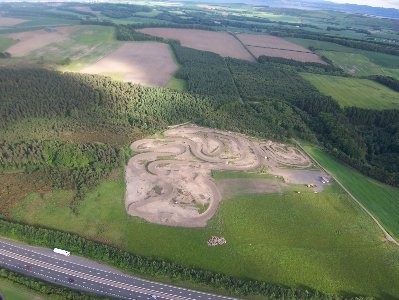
[125,125,329,227]
[296,141,399,246]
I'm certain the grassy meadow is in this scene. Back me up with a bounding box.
[0,37,16,52]
[8,168,399,298]
[0,277,48,300]
[304,145,399,241]
[287,38,399,79]
[301,73,399,109]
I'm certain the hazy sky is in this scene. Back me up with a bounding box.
[327,0,399,9]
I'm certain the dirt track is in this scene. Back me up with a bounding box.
[125,125,330,227]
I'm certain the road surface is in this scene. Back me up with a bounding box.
[0,238,237,300]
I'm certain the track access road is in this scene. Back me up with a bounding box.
[0,238,236,300]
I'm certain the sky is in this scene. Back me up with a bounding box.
[327,0,399,9]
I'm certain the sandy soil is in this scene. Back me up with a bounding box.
[236,33,325,63]
[0,17,27,27]
[138,28,254,61]
[125,125,330,227]
[81,42,177,87]
[6,27,72,57]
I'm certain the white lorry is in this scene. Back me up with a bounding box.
[53,248,70,256]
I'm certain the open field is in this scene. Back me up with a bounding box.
[304,145,399,240]
[287,37,399,78]
[5,27,72,57]
[81,42,177,86]
[301,73,399,109]
[236,33,325,63]
[0,37,16,52]
[138,28,254,61]
[9,172,399,298]
[126,125,327,227]
[0,277,47,300]
[0,17,27,27]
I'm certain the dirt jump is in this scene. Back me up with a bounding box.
[125,125,330,227]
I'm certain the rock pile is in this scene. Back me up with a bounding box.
[207,236,226,246]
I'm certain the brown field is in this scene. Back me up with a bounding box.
[0,17,28,27]
[237,33,325,63]
[138,28,254,61]
[125,124,330,227]
[247,46,326,63]
[81,42,178,87]
[237,33,312,52]
[6,27,72,57]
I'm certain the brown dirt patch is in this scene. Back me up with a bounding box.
[236,33,325,64]
[0,171,51,217]
[6,27,73,57]
[0,17,27,27]
[138,28,254,61]
[81,42,178,87]
[125,124,328,227]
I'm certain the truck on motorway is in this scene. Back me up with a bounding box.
[53,248,70,256]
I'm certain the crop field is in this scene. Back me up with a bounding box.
[138,28,254,61]
[236,33,325,63]
[301,73,399,109]
[5,27,73,57]
[9,172,399,298]
[287,38,399,78]
[304,145,399,240]
[0,17,27,27]
[81,42,178,86]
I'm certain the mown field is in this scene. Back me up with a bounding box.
[287,38,399,79]
[304,145,399,241]
[301,73,399,109]
[0,277,47,300]
[8,168,399,299]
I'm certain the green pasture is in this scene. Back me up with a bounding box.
[304,145,399,240]
[9,169,399,298]
[301,73,399,109]
[0,277,47,300]
[287,38,399,79]
[0,38,16,52]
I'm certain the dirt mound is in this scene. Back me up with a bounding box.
[125,125,330,227]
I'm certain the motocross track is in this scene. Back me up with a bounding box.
[125,125,330,227]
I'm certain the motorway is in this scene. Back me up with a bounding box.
[0,238,237,300]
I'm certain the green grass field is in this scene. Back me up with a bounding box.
[304,145,399,240]
[9,169,399,298]
[287,38,399,79]
[0,38,16,52]
[301,73,399,109]
[0,277,47,300]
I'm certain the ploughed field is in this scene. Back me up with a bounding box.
[125,125,329,227]
[236,33,325,63]
[0,17,27,27]
[81,42,178,87]
[138,28,255,61]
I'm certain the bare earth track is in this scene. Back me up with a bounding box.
[81,42,178,86]
[138,28,255,61]
[125,125,330,227]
